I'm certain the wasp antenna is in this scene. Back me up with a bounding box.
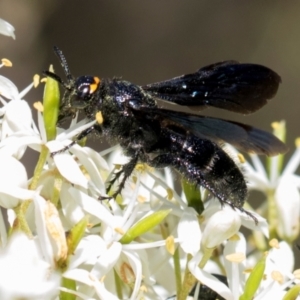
[43,70,70,90]
[53,46,73,83]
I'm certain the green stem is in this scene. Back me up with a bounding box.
[114,269,123,299]
[51,172,63,206]
[11,145,49,236]
[178,254,196,300]
[60,277,76,300]
[29,145,49,190]
[12,201,32,237]
[199,248,214,268]
[267,190,277,239]
[173,247,182,296]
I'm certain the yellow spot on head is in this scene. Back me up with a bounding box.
[1,58,12,67]
[94,76,100,84]
[41,77,47,83]
[295,137,300,148]
[90,76,101,94]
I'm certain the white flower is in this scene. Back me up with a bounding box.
[1,46,299,300]
[0,155,34,208]
[61,183,168,299]
[188,235,299,300]
[34,193,68,265]
[222,237,298,300]
[0,233,60,300]
[245,136,300,241]
[0,75,39,158]
[201,207,241,249]
[177,207,201,255]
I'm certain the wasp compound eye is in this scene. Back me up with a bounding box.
[75,76,101,101]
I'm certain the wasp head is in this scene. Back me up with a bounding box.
[43,46,101,124]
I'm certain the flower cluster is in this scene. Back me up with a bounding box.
[0,18,299,300]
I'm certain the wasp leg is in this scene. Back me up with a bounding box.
[50,125,97,157]
[101,154,139,200]
[147,152,256,222]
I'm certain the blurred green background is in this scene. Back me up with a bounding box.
[1,0,300,262]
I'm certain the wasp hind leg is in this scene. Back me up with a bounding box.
[144,132,257,221]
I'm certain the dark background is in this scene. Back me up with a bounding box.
[1,1,298,136]
[1,1,298,141]
[1,1,300,264]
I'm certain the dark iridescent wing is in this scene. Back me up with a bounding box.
[136,107,287,156]
[143,61,281,114]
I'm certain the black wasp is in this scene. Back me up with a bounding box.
[44,46,287,219]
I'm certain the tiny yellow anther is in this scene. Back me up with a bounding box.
[1,58,12,67]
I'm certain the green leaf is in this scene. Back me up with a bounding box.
[240,254,266,300]
[43,65,60,141]
[67,216,89,256]
[120,209,172,244]
[57,216,88,271]
[283,285,300,300]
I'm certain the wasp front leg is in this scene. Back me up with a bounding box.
[50,124,102,157]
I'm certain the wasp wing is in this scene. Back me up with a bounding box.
[136,107,287,156]
[143,61,281,114]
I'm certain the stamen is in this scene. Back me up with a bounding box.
[1,58,12,67]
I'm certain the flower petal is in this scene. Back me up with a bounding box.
[34,193,67,265]
[0,233,60,300]
[0,18,15,39]
[275,175,300,241]
[177,207,201,255]
[68,235,106,269]
[0,155,32,208]
[91,241,122,278]
[0,75,19,100]
[189,252,234,300]
[47,140,88,189]
[202,208,241,249]
[2,100,32,135]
